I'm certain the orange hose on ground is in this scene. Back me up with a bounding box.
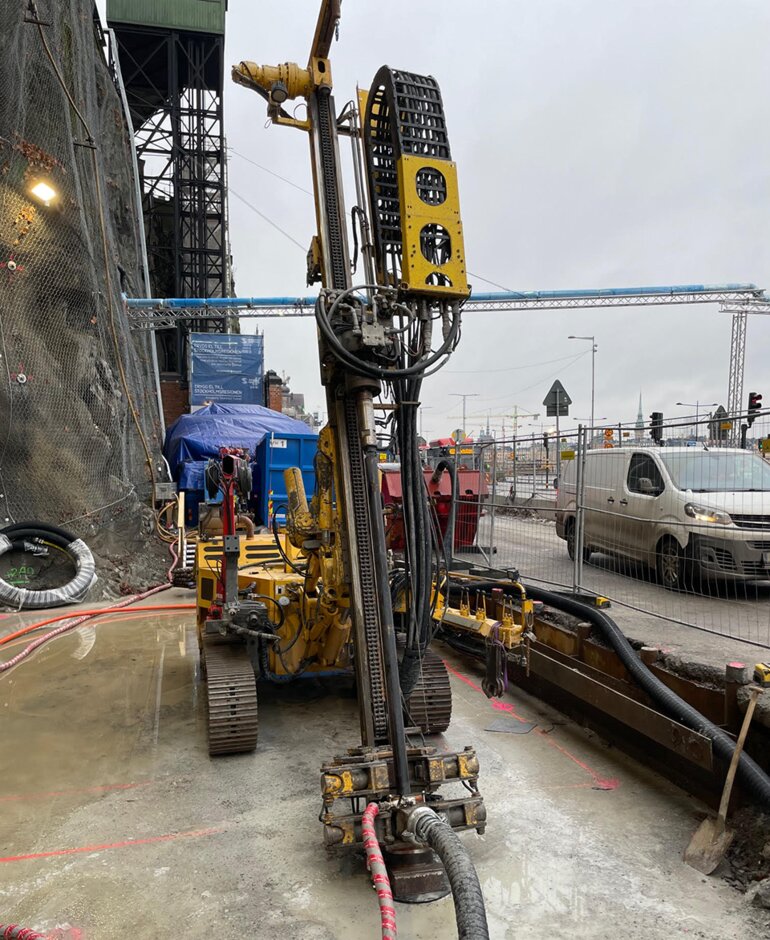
[0,604,195,647]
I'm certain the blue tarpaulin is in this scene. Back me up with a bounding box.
[164,403,316,479]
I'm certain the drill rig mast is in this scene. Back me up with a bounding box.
[224,0,487,915]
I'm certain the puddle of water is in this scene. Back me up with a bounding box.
[0,611,197,851]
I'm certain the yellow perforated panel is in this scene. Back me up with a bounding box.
[396,154,469,299]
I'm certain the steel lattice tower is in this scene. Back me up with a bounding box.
[107,2,231,399]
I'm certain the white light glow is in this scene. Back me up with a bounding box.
[30,180,57,205]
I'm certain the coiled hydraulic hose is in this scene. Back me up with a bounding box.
[407,806,489,940]
[0,522,96,609]
[450,578,770,807]
[362,803,397,940]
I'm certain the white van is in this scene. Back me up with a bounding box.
[555,446,770,588]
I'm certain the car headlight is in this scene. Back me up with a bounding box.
[684,503,732,525]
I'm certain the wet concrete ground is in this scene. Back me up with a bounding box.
[1,600,767,939]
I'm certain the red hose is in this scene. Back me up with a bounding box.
[0,583,192,674]
[167,541,179,579]
[0,927,46,939]
[362,803,397,940]
[0,603,194,647]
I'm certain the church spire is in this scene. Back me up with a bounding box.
[635,392,644,439]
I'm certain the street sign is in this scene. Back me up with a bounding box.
[450,428,465,442]
[709,404,732,440]
[543,380,571,417]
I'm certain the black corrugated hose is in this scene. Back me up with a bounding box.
[410,808,489,940]
[431,457,456,560]
[450,578,770,807]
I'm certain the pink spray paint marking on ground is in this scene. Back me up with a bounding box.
[444,661,619,791]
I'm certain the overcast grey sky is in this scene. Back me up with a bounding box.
[102,0,770,440]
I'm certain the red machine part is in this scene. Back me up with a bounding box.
[381,465,488,552]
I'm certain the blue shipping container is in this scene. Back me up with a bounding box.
[253,431,317,526]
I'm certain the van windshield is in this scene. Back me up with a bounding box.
[660,451,770,492]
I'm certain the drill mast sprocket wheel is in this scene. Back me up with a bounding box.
[405,649,452,734]
[204,642,258,756]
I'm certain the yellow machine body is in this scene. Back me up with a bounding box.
[195,533,353,679]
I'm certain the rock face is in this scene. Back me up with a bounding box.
[0,2,162,543]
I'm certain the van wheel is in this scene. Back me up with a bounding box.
[566,520,592,563]
[656,537,685,590]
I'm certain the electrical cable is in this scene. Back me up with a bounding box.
[250,593,285,629]
[155,500,178,543]
[229,188,307,252]
[228,146,313,195]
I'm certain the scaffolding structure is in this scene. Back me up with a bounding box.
[107,1,230,391]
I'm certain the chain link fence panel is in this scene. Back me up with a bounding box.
[456,414,770,651]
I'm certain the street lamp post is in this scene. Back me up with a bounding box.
[450,392,479,438]
[676,401,718,440]
[419,405,433,438]
[568,335,597,434]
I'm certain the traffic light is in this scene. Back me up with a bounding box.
[542,432,549,454]
[748,391,763,427]
[649,412,663,444]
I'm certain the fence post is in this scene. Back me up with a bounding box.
[573,425,587,594]
[488,441,498,563]
[475,441,492,565]
[512,438,517,502]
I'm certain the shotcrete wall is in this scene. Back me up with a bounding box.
[0,1,162,568]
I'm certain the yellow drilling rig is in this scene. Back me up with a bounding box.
[194,1,522,928]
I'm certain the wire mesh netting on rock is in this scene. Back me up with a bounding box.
[0,0,162,553]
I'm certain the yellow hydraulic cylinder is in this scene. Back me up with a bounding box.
[232,61,315,101]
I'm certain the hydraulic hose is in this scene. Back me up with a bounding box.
[449,577,770,807]
[0,522,96,609]
[432,458,457,561]
[362,803,397,940]
[407,807,489,940]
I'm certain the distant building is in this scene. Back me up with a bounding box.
[264,369,319,431]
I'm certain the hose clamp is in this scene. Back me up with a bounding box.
[404,804,438,843]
